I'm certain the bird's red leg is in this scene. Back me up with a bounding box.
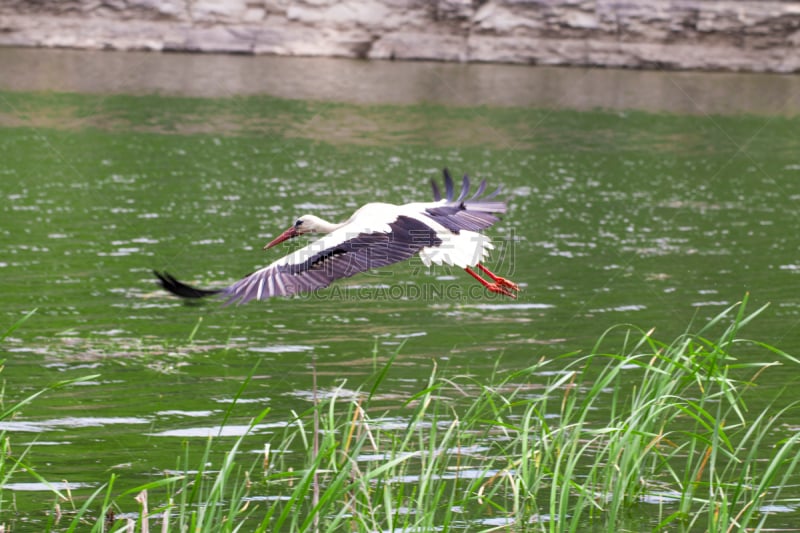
[477,263,520,292]
[464,266,517,298]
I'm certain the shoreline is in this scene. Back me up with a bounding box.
[2,1,800,74]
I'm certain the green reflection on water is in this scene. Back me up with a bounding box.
[1,88,800,529]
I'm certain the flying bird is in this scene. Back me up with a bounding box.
[154,169,519,304]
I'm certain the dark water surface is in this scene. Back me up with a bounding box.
[1,48,800,530]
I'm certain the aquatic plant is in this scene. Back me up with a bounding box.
[5,297,800,531]
[0,310,100,530]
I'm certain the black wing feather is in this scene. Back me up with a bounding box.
[425,169,506,233]
[431,179,442,201]
[469,179,487,201]
[443,168,455,202]
[456,174,469,203]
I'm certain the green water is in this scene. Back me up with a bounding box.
[1,52,800,530]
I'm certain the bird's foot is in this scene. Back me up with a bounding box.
[466,265,521,299]
[476,264,520,294]
[487,283,518,299]
[493,276,520,292]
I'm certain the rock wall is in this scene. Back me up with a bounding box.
[1,0,799,73]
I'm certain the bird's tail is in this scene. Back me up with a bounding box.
[153,270,222,299]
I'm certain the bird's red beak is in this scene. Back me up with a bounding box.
[264,226,299,250]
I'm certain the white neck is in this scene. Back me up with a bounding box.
[304,214,345,234]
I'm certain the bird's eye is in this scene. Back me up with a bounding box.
[294,219,303,228]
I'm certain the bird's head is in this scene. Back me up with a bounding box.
[263,215,322,250]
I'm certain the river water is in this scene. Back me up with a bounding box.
[1,47,799,530]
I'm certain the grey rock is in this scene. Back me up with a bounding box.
[1,0,799,72]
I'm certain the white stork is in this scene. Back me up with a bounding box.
[154,169,519,303]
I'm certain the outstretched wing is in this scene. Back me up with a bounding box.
[222,214,440,304]
[426,168,506,233]
[156,215,442,304]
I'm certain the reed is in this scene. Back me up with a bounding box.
[0,310,101,530]
[4,298,800,531]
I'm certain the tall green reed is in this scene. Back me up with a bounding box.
[4,298,800,532]
[0,310,100,530]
